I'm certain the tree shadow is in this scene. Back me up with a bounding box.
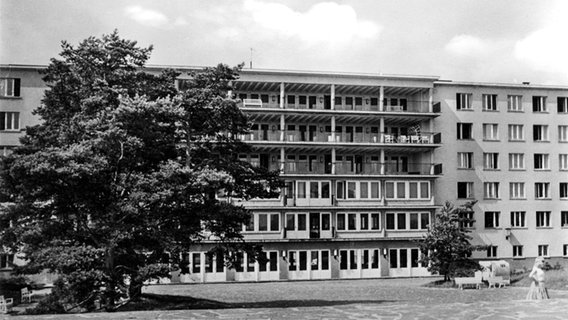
[119,293,396,311]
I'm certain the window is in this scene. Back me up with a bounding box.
[385,181,429,200]
[347,213,356,230]
[457,182,474,199]
[483,124,499,140]
[457,123,473,139]
[560,183,568,199]
[538,245,549,257]
[371,213,380,230]
[509,183,525,199]
[558,97,568,113]
[286,214,295,230]
[457,152,473,169]
[483,94,497,111]
[456,93,472,110]
[0,112,20,131]
[258,214,268,231]
[0,254,14,269]
[559,126,568,142]
[270,214,279,231]
[535,183,550,199]
[487,246,498,258]
[536,211,551,227]
[510,211,526,228]
[533,125,549,141]
[508,95,522,111]
[534,154,549,170]
[0,78,20,97]
[562,211,568,227]
[298,214,306,230]
[508,124,524,141]
[485,211,500,228]
[513,245,523,258]
[532,96,547,112]
[561,154,568,170]
[386,212,429,230]
[484,182,499,199]
[483,153,499,170]
[564,244,568,257]
[509,153,525,170]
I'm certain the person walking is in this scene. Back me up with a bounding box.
[526,257,549,300]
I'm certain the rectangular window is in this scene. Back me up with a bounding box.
[535,183,550,199]
[460,211,474,228]
[509,153,525,170]
[536,211,551,227]
[457,182,474,199]
[561,211,568,227]
[484,182,499,199]
[487,246,498,258]
[258,214,268,231]
[410,213,419,229]
[0,78,20,97]
[297,182,306,198]
[360,182,368,199]
[538,245,549,257]
[559,126,568,142]
[533,125,549,141]
[421,213,430,229]
[483,124,499,140]
[485,211,500,228]
[389,249,398,268]
[564,245,568,257]
[397,213,406,230]
[411,249,420,268]
[321,251,329,270]
[558,97,568,113]
[561,154,568,170]
[399,249,408,268]
[360,213,369,230]
[288,251,296,271]
[286,214,295,230]
[457,152,473,169]
[337,213,345,230]
[371,182,380,198]
[509,182,525,199]
[371,213,380,230]
[513,245,523,258]
[510,211,526,228]
[508,95,522,111]
[385,181,428,200]
[299,251,307,271]
[270,214,279,231]
[532,96,547,112]
[457,123,473,139]
[192,253,201,273]
[347,182,357,199]
[560,183,568,199]
[310,182,319,198]
[386,213,395,230]
[483,94,497,111]
[347,213,357,230]
[483,153,499,170]
[0,112,20,131]
[508,124,524,141]
[456,93,472,110]
[297,214,306,231]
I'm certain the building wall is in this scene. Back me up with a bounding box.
[434,82,568,264]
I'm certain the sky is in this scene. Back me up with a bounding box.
[1,0,567,85]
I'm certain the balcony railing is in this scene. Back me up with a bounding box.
[238,131,441,144]
[240,99,439,114]
[281,162,441,175]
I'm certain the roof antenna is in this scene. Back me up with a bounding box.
[250,48,253,69]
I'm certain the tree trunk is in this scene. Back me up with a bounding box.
[128,274,143,301]
[104,245,117,311]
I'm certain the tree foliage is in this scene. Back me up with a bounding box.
[0,30,281,312]
[417,201,486,281]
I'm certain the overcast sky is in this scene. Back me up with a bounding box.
[1,0,567,85]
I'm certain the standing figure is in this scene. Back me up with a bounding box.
[526,257,549,300]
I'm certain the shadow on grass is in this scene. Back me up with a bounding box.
[117,293,396,312]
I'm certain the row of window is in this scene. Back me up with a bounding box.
[458,152,568,171]
[488,244,568,258]
[457,123,568,142]
[244,212,431,232]
[283,180,431,200]
[456,93,568,113]
[237,92,409,108]
[460,210,568,229]
[457,182,568,200]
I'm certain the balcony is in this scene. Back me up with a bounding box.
[282,162,442,176]
[238,130,441,145]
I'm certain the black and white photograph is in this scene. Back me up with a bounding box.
[1,1,567,319]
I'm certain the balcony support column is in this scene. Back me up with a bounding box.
[380,149,385,174]
[331,147,336,174]
[429,151,434,175]
[331,116,336,142]
[379,86,384,111]
[280,147,285,172]
[280,82,285,109]
[379,117,385,142]
[331,84,335,110]
[280,114,285,142]
[428,88,433,113]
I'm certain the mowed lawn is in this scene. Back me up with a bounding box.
[140,277,568,310]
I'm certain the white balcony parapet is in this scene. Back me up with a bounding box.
[243,98,262,107]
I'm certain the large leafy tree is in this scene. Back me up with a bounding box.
[417,201,485,281]
[0,31,281,312]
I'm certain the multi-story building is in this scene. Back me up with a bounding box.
[1,64,567,282]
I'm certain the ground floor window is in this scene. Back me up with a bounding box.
[389,248,422,268]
